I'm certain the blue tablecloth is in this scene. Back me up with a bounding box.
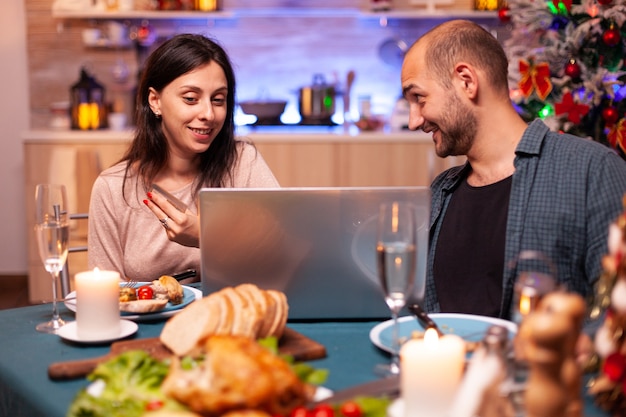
[0,302,610,417]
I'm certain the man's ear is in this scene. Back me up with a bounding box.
[454,63,478,100]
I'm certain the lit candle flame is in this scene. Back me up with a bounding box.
[424,327,439,346]
[519,286,538,316]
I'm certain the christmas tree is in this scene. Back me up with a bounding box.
[501,0,626,158]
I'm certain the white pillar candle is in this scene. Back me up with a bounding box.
[75,268,121,340]
[400,328,466,417]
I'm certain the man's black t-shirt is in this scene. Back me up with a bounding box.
[433,175,512,317]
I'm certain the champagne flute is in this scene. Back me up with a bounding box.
[376,201,417,375]
[34,184,70,333]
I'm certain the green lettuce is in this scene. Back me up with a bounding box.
[66,350,177,417]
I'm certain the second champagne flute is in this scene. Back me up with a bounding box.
[376,201,417,375]
[34,184,69,333]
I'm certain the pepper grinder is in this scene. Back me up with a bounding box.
[448,325,515,417]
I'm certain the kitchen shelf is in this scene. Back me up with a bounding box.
[52,9,235,20]
[52,8,497,21]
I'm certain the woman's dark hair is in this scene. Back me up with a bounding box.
[121,33,238,200]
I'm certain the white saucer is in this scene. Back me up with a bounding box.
[57,320,138,344]
[387,398,403,417]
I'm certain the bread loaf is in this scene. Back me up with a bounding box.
[160,284,289,356]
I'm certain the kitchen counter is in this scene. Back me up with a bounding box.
[22,126,435,142]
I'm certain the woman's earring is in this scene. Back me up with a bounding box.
[154,111,161,119]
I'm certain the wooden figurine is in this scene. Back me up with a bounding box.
[518,292,586,417]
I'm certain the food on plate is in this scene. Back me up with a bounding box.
[120,298,169,313]
[138,285,154,300]
[410,330,479,353]
[119,287,138,302]
[116,275,185,314]
[220,411,272,417]
[66,350,173,417]
[160,284,288,356]
[67,335,330,417]
[152,275,185,305]
[161,335,314,416]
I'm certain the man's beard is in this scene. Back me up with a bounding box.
[433,92,477,158]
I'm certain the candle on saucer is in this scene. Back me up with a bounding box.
[75,268,120,340]
[400,328,466,417]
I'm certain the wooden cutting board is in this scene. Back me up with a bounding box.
[48,327,326,380]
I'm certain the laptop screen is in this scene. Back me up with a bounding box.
[199,187,430,320]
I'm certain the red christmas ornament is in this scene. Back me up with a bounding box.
[603,27,621,47]
[603,352,626,382]
[598,0,612,5]
[564,60,581,79]
[603,106,620,125]
[498,6,510,23]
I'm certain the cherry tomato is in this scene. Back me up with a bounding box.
[137,285,154,300]
[289,405,310,417]
[145,399,164,410]
[311,403,334,417]
[339,401,362,417]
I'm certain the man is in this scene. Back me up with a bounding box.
[401,20,626,319]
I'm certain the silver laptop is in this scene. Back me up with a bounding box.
[199,187,430,319]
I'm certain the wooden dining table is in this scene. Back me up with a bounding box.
[0,294,610,417]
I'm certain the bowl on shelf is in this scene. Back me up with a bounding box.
[239,100,288,123]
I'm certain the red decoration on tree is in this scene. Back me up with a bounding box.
[564,60,581,79]
[609,119,626,153]
[552,0,572,12]
[498,6,511,23]
[598,0,612,5]
[554,91,590,124]
[519,59,553,101]
[603,26,622,47]
[603,352,626,382]
[603,106,620,126]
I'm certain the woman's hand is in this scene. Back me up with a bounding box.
[144,192,200,248]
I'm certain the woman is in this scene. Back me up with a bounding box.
[88,34,279,282]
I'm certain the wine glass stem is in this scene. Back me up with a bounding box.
[50,271,60,322]
[390,308,401,372]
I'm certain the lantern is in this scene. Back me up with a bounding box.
[475,0,504,11]
[70,67,107,130]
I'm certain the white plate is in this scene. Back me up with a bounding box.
[370,313,517,354]
[64,284,202,322]
[57,319,138,344]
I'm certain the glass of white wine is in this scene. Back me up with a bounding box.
[376,201,417,375]
[34,184,70,333]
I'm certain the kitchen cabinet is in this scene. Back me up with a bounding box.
[23,128,462,302]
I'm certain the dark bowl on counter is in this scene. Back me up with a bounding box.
[239,100,288,121]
